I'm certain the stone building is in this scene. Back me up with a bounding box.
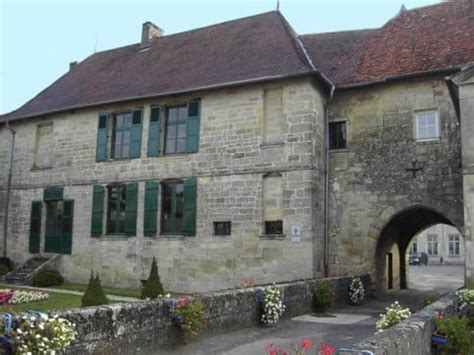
[409,224,464,265]
[0,1,473,293]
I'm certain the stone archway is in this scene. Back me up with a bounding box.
[373,205,464,294]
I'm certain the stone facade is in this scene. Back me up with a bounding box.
[328,76,464,291]
[0,78,327,292]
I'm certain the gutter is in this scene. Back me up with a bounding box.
[3,122,16,259]
[324,84,335,277]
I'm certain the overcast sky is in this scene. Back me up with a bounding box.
[0,0,441,114]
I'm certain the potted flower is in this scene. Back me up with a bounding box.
[349,277,365,305]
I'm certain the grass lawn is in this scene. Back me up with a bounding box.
[0,286,83,313]
[55,283,142,298]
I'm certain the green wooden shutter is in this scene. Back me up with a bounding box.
[62,200,74,254]
[147,106,162,157]
[144,181,159,236]
[29,201,42,253]
[96,113,109,162]
[186,100,201,153]
[91,185,105,237]
[183,177,197,236]
[130,108,143,158]
[125,182,138,236]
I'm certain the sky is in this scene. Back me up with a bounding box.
[0,0,441,115]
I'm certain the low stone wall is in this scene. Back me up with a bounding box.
[55,274,370,354]
[352,293,457,355]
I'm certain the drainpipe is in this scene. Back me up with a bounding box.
[324,85,335,277]
[3,122,16,259]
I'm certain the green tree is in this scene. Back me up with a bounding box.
[81,271,109,307]
[141,257,164,299]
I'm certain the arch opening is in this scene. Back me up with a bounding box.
[375,206,464,294]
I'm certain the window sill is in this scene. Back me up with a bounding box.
[96,235,131,241]
[415,137,441,144]
[329,148,348,153]
[259,234,286,240]
[260,142,285,149]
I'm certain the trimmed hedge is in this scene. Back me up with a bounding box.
[32,268,64,287]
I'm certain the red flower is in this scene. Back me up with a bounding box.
[265,343,279,355]
[301,338,312,349]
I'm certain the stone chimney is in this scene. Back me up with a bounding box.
[141,22,164,49]
[69,61,78,71]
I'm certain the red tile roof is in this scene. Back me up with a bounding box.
[1,12,314,122]
[332,0,474,85]
[2,1,473,122]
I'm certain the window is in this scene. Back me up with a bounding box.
[214,222,231,236]
[161,181,184,234]
[107,185,126,234]
[263,88,283,144]
[34,123,54,168]
[329,121,347,150]
[165,106,188,154]
[409,241,418,254]
[415,110,439,140]
[265,220,283,235]
[448,234,460,256]
[112,112,133,159]
[427,234,438,255]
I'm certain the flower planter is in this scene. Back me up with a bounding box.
[431,331,448,345]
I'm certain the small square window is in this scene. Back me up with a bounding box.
[329,121,347,150]
[265,220,283,235]
[415,110,439,140]
[214,221,231,236]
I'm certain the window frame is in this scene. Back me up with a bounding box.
[264,220,283,236]
[160,180,184,235]
[164,105,188,155]
[214,221,231,236]
[329,120,347,151]
[448,234,460,256]
[110,111,133,160]
[427,234,439,255]
[106,184,127,235]
[414,109,440,142]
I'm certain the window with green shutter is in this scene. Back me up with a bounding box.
[125,182,138,236]
[161,180,184,235]
[147,106,161,157]
[144,181,159,236]
[186,100,201,153]
[91,185,105,237]
[61,200,74,254]
[183,177,197,236]
[29,201,42,253]
[106,185,126,235]
[130,108,143,158]
[96,113,109,162]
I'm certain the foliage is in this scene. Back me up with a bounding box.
[174,298,205,343]
[32,268,64,287]
[435,315,472,355]
[0,289,49,304]
[0,263,10,277]
[234,278,256,289]
[261,284,286,325]
[313,281,334,312]
[81,272,109,307]
[141,257,164,299]
[456,288,474,311]
[420,295,435,309]
[349,277,365,305]
[11,313,76,354]
[376,301,411,330]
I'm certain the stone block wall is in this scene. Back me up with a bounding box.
[0,78,327,292]
[328,76,464,290]
[53,274,369,354]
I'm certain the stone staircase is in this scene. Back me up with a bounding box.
[4,257,55,285]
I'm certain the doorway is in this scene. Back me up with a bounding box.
[44,200,74,254]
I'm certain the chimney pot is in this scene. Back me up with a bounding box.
[141,21,164,49]
[69,61,78,71]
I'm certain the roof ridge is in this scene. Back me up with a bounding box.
[299,28,378,38]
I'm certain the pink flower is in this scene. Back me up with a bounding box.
[301,338,312,349]
[265,343,279,355]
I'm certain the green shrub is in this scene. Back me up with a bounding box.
[313,281,334,312]
[0,264,10,277]
[32,268,64,287]
[175,299,205,343]
[141,257,164,299]
[81,272,109,307]
[435,315,472,355]
[420,295,435,309]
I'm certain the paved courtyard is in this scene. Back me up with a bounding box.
[148,265,464,354]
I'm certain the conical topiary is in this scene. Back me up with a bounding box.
[81,271,109,307]
[141,257,164,299]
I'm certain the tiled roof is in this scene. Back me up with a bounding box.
[1,11,314,122]
[333,0,474,85]
[2,1,473,122]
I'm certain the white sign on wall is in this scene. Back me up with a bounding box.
[291,225,301,243]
